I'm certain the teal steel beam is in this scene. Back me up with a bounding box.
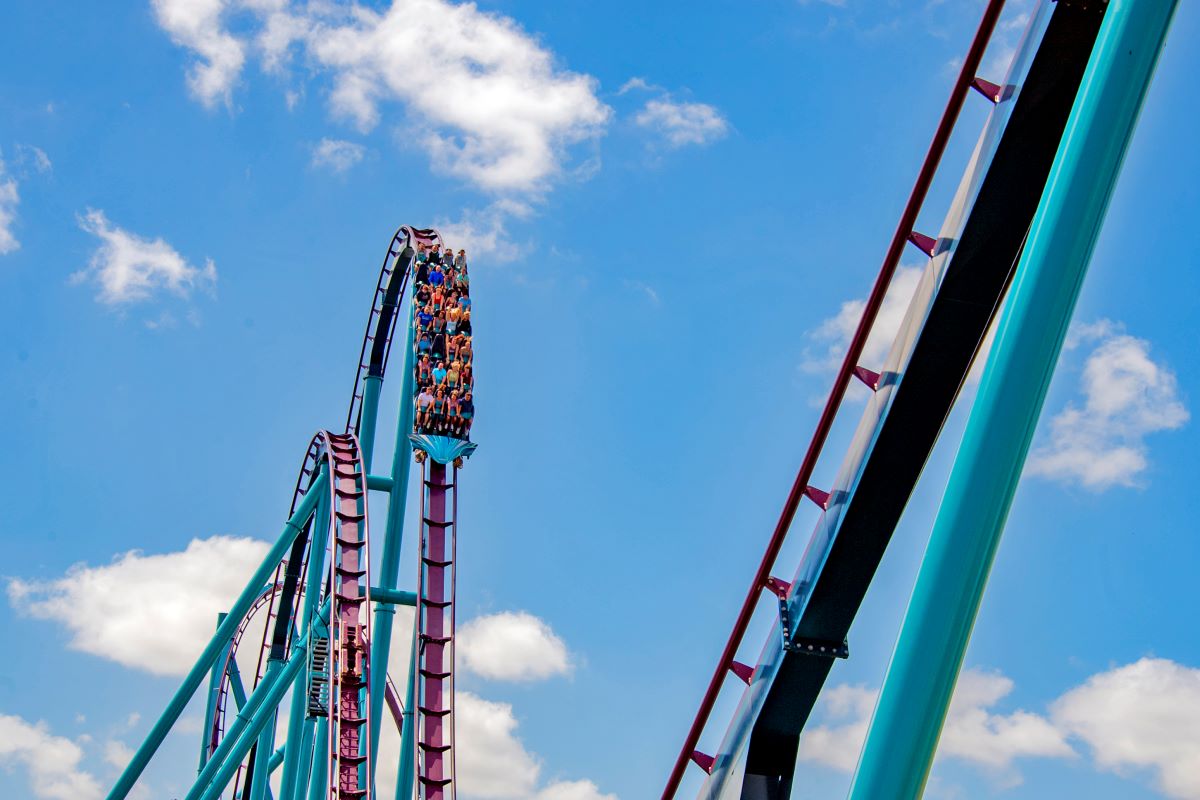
[228,656,248,710]
[396,631,417,800]
[269,743,286,771]
[367,474,393,492]
[848,3,1178,797]
[371,587,417,607]
[370,300,418,783]
[290,718,317,800]
[198,613,228,774]
[190,602,330,800]
[280,465,331,800]
[307,719,329,800]
[360,376,384,471]
[106,471,328,800]
[248,658,284,800]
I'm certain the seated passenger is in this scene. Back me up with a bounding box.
[455,249,467,271]
[455,263,469,292]
[432,310,446,335]
[459,391,474,436]
[428,261,445,288]
[447,390,462,436]
[429,243,442,265]
[417,354,432,386]
[458,310,471,336]
[417,333,432,357]
[415,282,431,305]
[460,364,473,391]
[446,334,459,363]
[432,360,448,386]
[417,305,433,331]
[416,387,435,430]
[432,388,447,432]
[458,293,471,311]
[459,337,472,365]
[431,285,445,312]
[447,304,461,334]
[416,242,428,263]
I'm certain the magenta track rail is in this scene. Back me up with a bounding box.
[660,1,1007,796]
[324,431,372,800]
[414,458,459,799]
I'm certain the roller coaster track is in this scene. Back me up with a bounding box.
[202,224,444,798]
[413,456,460,799]
[663,0,1114,795]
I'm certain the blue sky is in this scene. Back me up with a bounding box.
[2,1,1200,799]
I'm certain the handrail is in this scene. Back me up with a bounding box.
[660,0,1007,795]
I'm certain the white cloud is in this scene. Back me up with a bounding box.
[802,264,924,375]
[436,200,529,264]
[153,0,610,195]
[634,98,729,148]
[534,780,618,800]
[103,739,135,770]
[73,209,217,305]
[458,611,572,682]
[455,691,542,797]
[1027,320,1188,491]
[15,143,53,173]
[311,137,366,173]
[0,151,20,255]
[623,279,660,306]
[1053,658,1200,800]
[7,535,270,676]
[939,669,1074,782]
[799,668,1071,782]
[797,683,876,771]
[151,0,247,108]
[0,714,103,800]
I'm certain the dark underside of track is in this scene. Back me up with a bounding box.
[736,3,1106,797]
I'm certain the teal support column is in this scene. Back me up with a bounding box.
[107,472,328,800]
[290,718,317,800]
[198,613,229,774]
[848,3,1178,798]
[307,719,330,800]
[370,302,418,782]
[395,633,417,800]
[248,659,284,800]
[360,376,384,470]
[371,587,417,607]
[228,657,248,709]
[190,604,330,800]
[280,465,332,800]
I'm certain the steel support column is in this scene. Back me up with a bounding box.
[848,3,1178,796]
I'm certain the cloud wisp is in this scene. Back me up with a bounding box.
[311,138,367,173]
[8,535,269,676]
[72,209,217,307]
[0,150,21,255]
[0,714,103,800]
[152,0,610,196]
[799,668,1071,786]
[800,658,1200,798]
[458,611,573,682]
[1027,320,1188,491]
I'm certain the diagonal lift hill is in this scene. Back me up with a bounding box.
[105,224,477,800]
[661,0,1128,797]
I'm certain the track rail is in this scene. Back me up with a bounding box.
[414,458,459,800]
[661,1,1008,795]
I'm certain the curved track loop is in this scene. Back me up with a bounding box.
[206,582,288,759]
